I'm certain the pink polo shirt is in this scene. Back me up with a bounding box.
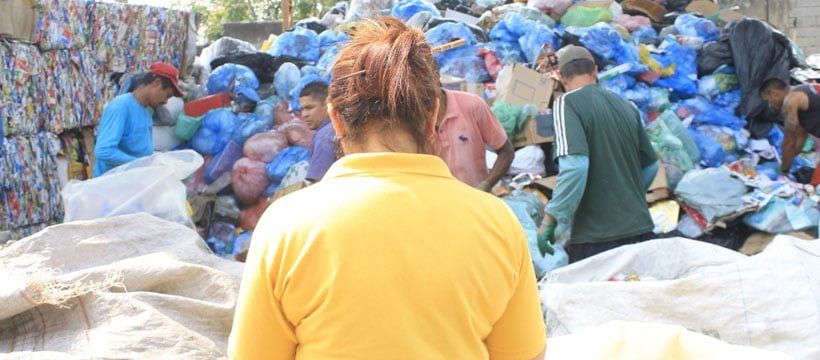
[430,90,508,187]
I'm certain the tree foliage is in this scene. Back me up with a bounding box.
[174,0,341,42]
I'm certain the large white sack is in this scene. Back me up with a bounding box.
[0,214,243,359]
[61,150,203,226]
[541,236,820,359]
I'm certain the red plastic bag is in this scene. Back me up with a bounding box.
[614,15,652,32]
[478,48,503,81]
[280,120,315,148]
[239,197,269,230]
[232,158,270,205]
[243,130,289,163]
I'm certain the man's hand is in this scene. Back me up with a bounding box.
[536,215,556,256]
[476,180,493,192]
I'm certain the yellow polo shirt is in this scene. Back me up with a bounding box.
[229,153,545,359]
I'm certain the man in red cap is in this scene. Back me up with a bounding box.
[93,62,185,177]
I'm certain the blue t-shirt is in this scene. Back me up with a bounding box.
[306,119,337,181]
[93,93,154,177]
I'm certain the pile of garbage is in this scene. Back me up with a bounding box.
[138,0,817,262]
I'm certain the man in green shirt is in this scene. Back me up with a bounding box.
[538,45,659,263]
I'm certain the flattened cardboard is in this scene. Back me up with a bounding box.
[0,0,36,43]
[685,0,719,16]
[646,165,671,203]
[513,116,554,148]
[496,64,555,112]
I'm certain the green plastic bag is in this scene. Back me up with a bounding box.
[491,100,538,140]
[646,117,695,176]
[658,110,700,163]
[175,113,203,141]
[561,6,613,28]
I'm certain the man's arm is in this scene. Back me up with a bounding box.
[95,103,138,169]
[478,140,514,191]
[781,92,810,172]
[545,155,589,224]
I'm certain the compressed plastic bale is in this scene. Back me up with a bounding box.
[240,197,269,230]
[232,158,271,205]
[688,128,724,168]
[270,27,320,63]
[266,147,310,184]
[233,113,273,146]
[207,64,260,95]
[281,121,315,148]
[527,0,572,17]
[204,140,243,184]
[191,109,239,155]
[391,0,440,21]
[561,5,613,28]
[243,130,289,163]
[519,24,559,63]
[674,14,719,43]
[274,63,301,100]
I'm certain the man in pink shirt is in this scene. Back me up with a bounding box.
[431,88,514,191]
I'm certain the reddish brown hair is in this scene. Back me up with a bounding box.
[329,17,438,151]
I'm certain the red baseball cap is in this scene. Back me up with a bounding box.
[149,62,185,97]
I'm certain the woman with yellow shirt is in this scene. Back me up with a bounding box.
[228,16,546,360]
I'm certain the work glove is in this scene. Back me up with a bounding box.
[536,215,556,256]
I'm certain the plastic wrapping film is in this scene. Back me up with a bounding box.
[33,0,88,50]
[87,2,190,74]
[0,133,63,238]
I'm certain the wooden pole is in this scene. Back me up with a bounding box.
[282,0,293,30]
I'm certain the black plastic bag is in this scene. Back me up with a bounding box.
[294,18,328,34]
[424,17,490,43]
[211,52,279,84]
[697,41,733,77]
[665,0,693,12]
[728,19,793,120]
[746,104,783,139]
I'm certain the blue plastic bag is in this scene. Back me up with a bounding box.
[206,222,236,256]
[622,83,652,112]
[574,23,646,73]
[301,65,323,78]
[437,45,490,83]
[207,64,260,95]
[232,231,253,257]
[674,14,719,43]
[767,125,784,157]
[503,197,568,278]
[318,29,349,49]
[391,0,440,21]
[630,26,658,45]
[712,89,742,109]
[270,27,320,62]
[426,22,479,51]
[191,109,240,155]
[652,37,698,98]
[274,63,301,100]
[204,140,243,184]
[689,128,725,168]
[233,113,272,145]
[519,24,559,63]
[266,146,310,183]
[317,45,342,71]
[744,196,820,234]
[482,41,525,65]
[289,74,330,111]
[601,73,636,93]
[490,13,533,43]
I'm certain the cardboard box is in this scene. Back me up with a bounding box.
[646,165,671,204]
[621,0,668,22]
[513,114,554,148]
[495,64,555,112]
[0,0,36,43]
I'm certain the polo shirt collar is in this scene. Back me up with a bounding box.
[324,152,454,180]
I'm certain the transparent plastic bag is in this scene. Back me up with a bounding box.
[191,109,240,155]
[675,167,749,224]
[503,196,568,278]
[527,0,572,17]
[646,117,695,174]
[274,62,301,100]
[269,27,321,63]
[489,13,531,43]
[437,45,491,83]
[482,41,525,65]
[154,97,184,126]
[744,196,820,234]
[658,110,699,163]
[492,101,538,139]
[207,64,260,95]
[62,150,203,225]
